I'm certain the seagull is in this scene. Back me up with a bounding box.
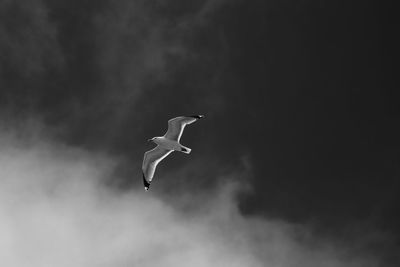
[142,115,204,191]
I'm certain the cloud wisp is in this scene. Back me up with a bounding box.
[0,128,393,267]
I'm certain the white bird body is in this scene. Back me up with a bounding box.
[152,137,191,154]
[142,115,204,191]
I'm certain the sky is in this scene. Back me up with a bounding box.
[0,0,398,266]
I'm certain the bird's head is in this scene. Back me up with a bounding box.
[147,137,157,143]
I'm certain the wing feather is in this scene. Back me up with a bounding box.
[164,115,203,141]
[142,146,173,190]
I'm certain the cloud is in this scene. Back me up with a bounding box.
[1,0,232,150]
[0,0,63,78]
[92,0,231,115]
[0,126,394,267]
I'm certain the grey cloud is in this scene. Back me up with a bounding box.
[0,127,394,267]
[92,0,230,107]
[0,0,63,78]
[0,0,231,151]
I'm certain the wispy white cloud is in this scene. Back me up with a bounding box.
[0,126,392,267]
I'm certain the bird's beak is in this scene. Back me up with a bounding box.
[147,139,152,142]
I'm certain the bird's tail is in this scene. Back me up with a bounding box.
[180,146,191,154]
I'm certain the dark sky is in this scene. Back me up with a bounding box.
[1,0,398,257]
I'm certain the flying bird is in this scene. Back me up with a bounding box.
[142,115,204,191]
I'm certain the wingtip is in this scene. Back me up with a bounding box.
[189,115,204,119]
[143,173,151,191]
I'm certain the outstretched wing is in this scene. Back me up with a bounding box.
[164,115,204,142]
[142,146,173,190]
